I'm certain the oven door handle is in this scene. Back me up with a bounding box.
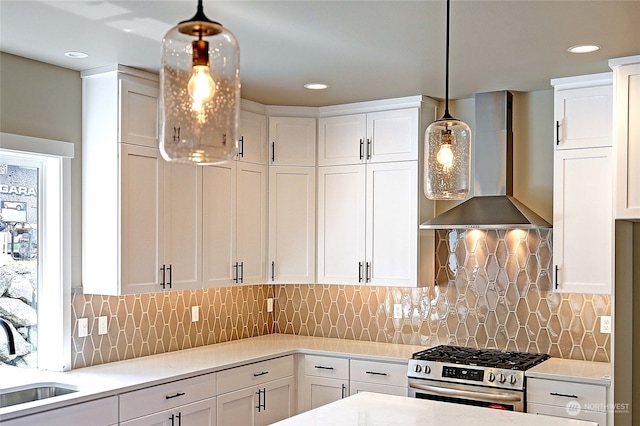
[409,383,522,402]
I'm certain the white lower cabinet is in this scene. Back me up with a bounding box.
[119,373,217,425]
[120,397,216,426]
[349,359,408,397]
[1,396,118,426]
[217,355,294,426]
[527,378,608,425]
[298,354,349,413]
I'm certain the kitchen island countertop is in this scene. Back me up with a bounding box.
[273,392,598,426]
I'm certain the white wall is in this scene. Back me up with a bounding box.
[0,52,83,288]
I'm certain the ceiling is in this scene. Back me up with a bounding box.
[1,1,639,107]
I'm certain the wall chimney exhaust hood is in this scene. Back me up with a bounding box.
[420,91,552,230]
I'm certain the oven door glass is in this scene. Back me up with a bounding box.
[408,379,524,412]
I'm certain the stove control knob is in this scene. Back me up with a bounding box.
[507,375,517,385]
[497,373,506,383]
[423,365,431,374]
[414,364,422,373]
[486,372,496,382]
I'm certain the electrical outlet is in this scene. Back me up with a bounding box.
[77,318,88,337]
[267,298,274,313]
[600,316,611,334]
[393,304,402,319]
[98,316,108,335]
[191,306,199,322]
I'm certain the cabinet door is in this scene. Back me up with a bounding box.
[217,386,257,426]
[202,162,236,288]
[3,396,118,426]
[237,162,268,284]
[317,165,366,284]
[164,162,201,291]
[269,117,316,166]
[553,147,612,294]
[239,110,268,165]
[613,62,640,219]
[527,403,607,426]
[366,161,418,287]
[349,381,408,397]
[318,114,366,166]
[302,376,347,412]
[554,84,612,150]
[366,108,419,162]
[119,78,159,147]
[120,144,164,294]
[121,398,217,426]
[268,166,316,283]
[256,376,294,426]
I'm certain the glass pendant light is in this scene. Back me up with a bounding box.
[160,0,240,165]
[424,0,471,200]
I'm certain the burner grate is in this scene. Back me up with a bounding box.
[411,345,549,370]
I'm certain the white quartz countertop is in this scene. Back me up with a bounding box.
[0,334,423,421]
[525,358,611,386]
[272,392,598,426]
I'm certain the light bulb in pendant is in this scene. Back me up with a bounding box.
[188,64,215,106]
[436,143,454,168]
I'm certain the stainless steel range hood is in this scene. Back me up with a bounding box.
[420,91,551,230]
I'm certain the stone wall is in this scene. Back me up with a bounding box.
[0,256,37,367]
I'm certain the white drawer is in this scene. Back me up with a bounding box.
[303,354,349,380]
[528,402,608,425]
[349,380,408,397]
[349,359,407,387]
[527,378,607,408]
[217,355,294,394]
[120,373,217,421]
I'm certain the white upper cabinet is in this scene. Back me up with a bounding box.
[268,166,316,284]
[268,116,317,166]
[238,109,268,165]
[610,55,640,219]
[551,74,613,294]
[119,77,160,147]
[318,108,419,165]
[552,73,613,150]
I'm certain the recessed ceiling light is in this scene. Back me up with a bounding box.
[304,83,328,90]
[64,51,89,59]
[567,44,601,54]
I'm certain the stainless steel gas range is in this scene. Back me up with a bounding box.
[407,345,549,412]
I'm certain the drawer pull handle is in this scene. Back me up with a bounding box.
[253,371,269,377]
[365,371,388,376]
[165,392,186,400]
[314,365,334,370]
[550,392,578,399]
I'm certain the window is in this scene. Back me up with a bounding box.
[0,133,73,371]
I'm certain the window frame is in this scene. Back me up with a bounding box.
[1,132,73,371]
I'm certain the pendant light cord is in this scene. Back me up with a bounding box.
[442,0,453,120]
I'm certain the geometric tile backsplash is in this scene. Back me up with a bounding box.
[71,228,610,369]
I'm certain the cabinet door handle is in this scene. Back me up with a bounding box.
[359,138,364,160]
[341,383,346,398]
[271,141,275,163]
[167,264,172,289]
[262,387,267,411]
[233,262,239,283]
[358,262,363,283]
[160,265,166,289]
[366,261,371,282]
[176,412,181,426]
[239,135,244,158]
[554,265,559,290]
[253,371,269,377]
[255,388,262,411]
[556,121,560,145]
[165,391,186,399]
[314,365,334,370]
[550,392,578,399]
[365,371,388,376]
[366,138,372,159]
[239,261,244,283]
[271,261,275,282]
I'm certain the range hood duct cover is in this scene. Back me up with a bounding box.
[420,91,551,230]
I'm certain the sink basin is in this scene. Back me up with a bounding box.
[0,383,78,408]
